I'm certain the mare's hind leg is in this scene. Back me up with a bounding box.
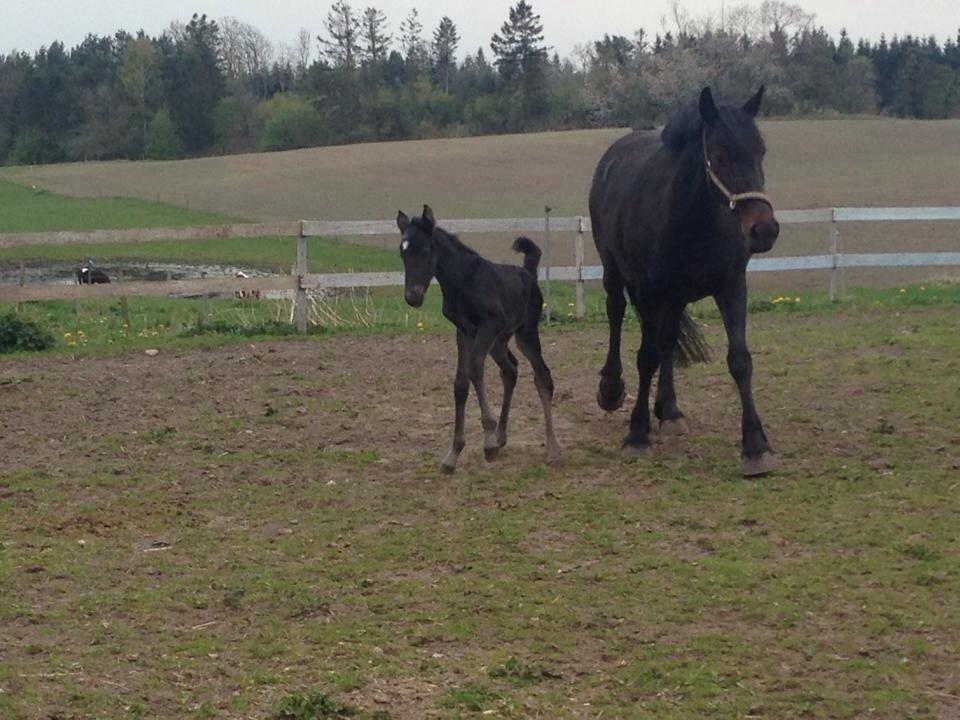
[516,327,561,464]
[623,314,658,457]
[597,262,627,412]
[441,330,471,474]
[489,338,519,452]
[654,307,689,437]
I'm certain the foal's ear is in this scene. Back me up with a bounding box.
[421,204,436,230]
[743,85,765,117]
[699,86,719,126]
[397,210,410,232]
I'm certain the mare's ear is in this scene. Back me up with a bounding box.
[421,204,436,230]
[397,210,410,232]
[699,86,719,126]
[743,85,765,117]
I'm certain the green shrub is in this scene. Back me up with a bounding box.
[0,313,55,353]
[273,689,355,719]
[259,93,321,152]
[145,108,184,160]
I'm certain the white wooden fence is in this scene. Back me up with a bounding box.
[1,207,958,332]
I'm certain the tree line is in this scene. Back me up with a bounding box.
[1,1,958,166]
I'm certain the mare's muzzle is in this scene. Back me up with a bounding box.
[749,219,780,254]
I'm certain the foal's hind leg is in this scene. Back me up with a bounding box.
[516,328,561,464]
[467,325,503,461]
[441,330,471,474]
[490,338,519,452]
[597,264,628,412]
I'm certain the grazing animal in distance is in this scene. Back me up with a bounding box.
[75,263,110,284]
[234,270,261,299]
[589,85,780,477]
[398,205,560,473]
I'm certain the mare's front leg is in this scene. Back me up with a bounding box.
[489,338,519,452]
[715,282,777,477]
[597,266,628,411]
[441,330,471,474]
[468,324,503,461]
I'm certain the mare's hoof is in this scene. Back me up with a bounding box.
[660,417,689,436]
[546,447,562,465]
[597,383,626,412]
[440,462,456,475]
[621,442,651,460]
[742,452,778,477]
[484,446,501,462]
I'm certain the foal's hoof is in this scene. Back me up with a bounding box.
[440,462,456,475]
[621,442,651,460]
[484,446,501,462]
[597,381,626,413]
[546,447,562,465]
[660,417,689,436]
[742,452,778,477]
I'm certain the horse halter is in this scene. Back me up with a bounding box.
[702,129,773,211]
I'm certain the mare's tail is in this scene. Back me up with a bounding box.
[513,236,542,275]
[675,310,710,366]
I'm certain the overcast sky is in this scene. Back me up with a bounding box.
[3,0,958,59]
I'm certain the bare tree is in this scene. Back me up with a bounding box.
[119,36,160,156]
[400,8,428,74]
[220,16,275,95]
[295,28,312,75]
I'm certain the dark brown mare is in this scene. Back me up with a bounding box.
[398,206,561,473]
[589,86,780,476]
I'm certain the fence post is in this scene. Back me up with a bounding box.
[198,271,209,329]
[829,209,842,302]
[295,222,308,333]
[575,216,586,319]
[543,205,552,323]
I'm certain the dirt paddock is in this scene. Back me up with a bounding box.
[2,306,958,718]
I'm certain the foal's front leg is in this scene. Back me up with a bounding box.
[716,283,777,477]
[441,330,471,474]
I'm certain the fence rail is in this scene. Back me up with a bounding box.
[2,207,959,330]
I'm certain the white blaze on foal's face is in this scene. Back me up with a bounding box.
[401,240,410,253]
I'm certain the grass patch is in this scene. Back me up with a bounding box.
[0,179,237,233]
[272,690,356,719]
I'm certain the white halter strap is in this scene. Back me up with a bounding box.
[702,129,773,211]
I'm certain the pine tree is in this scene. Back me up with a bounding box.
[490,1,547,83]
[360,7,391,66]
[432,17,460,93]
[319,1,361,69]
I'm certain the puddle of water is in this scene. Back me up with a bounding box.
[0,261,281,286]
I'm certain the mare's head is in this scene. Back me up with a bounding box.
[663,86,779,253]
[397,205,438,307]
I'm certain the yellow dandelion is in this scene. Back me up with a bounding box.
[795,297,801,303]
[899,288,906,293]
[63,332,73,339]
[920,286,926,291]
[416,321,425,331]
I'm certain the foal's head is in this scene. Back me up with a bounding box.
[397,205,437,307]
[699,86,779,252]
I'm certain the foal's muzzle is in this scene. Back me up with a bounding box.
[404,286,426,307]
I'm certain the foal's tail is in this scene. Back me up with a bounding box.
[675,310,710,366]
[513,237,542,275]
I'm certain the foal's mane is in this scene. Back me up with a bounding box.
[413,217,480,257]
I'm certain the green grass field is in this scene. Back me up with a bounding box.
[0,179,239,233]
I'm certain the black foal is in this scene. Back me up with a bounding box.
[398,205,561,473]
